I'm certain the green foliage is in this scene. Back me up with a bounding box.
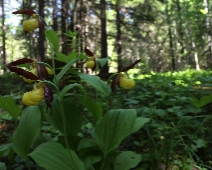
[45,95,83,136]
[29,142,84,170]
[0,96,20,120]
[93,109,149,155]
[78,73,111,96]
[114,151,142,170]
[2,20,212,170]
[45,30,59,52]
[12,106,41,158]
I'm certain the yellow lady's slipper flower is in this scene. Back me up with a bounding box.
[23,68,38,83]
[23,66,53,83]
[45,66,53,75]
[22,88,44,106]
[86,60,95,68]
[119,74,136,90]
[23,14,39,32]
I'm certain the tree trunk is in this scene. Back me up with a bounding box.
[52,0,58,31]
[1,0,6,73]
[165,0,175,70]
[99,0,109,79]
[61,0,68,54]
[38,0,45,61]
[176,0,184,58]
[115,5,123,72]
[203,0,212,67]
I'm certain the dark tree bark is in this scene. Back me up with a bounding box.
[38,0,46,61]
[1,0,6,73]
[115,5,122,72]
[52,0,58,31]
[99,0,109,78]
[176,0,185,58]
[165,0,175,70]
[61,0,68,54]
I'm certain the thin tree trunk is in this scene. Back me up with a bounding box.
[1,0,6,73]
[99,0,109,79]
[115,5,123,72]
[192,41,200,70]
[165,0,175,70]
[38,0,45,61]
[52,0,58,31]
[61,0,68,54]
[203,0,212,67]
[183,0,192,67]
[176,0,184,57]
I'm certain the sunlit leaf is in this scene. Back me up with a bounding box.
[45,30,59,52]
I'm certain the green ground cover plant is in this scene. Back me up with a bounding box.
[1,9,212,170]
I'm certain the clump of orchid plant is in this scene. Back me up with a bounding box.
[6,58,53,109]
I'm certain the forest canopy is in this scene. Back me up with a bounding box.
[1,0,212,74]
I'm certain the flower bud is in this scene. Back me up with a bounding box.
[86,61,95,68]
[22,88,44,106]
[119,76,135,89]
[22,14,39,32]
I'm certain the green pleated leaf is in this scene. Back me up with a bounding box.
[76,95,103,121]
[60,83,86,99]
[78,73,111,96]
[45,30,59,52]
[29,142,85,170]
[56,58,78,82]
[55,51,77,63]
[97,57,108,67]
[12,106,41,158]
[81,153,102,170]
[45,95,82,136]
[93,109,136,154]
[0,96,20,120]
[114,151,142,170]
[129,117,150,135]
[77,138,99,156]
[190,94,212,108]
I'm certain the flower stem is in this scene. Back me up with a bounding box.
[26,156,31,170]
[59,98,79,168]
[100,154,108,170]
